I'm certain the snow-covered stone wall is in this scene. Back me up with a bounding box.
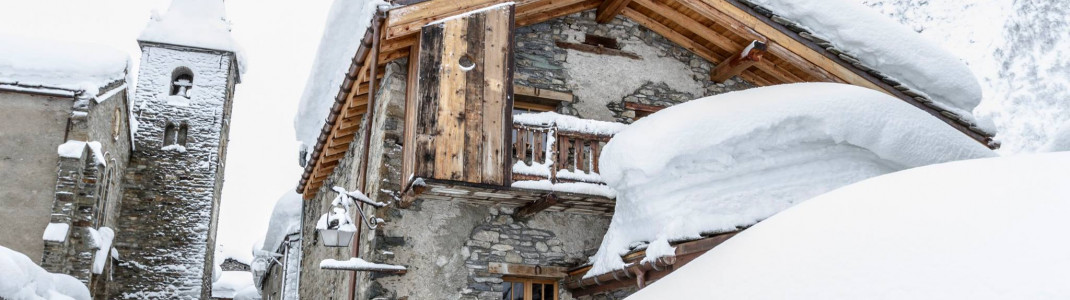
[114,43,239,299]
[514,11,753,123]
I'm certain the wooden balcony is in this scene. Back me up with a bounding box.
[511,123,611,184]
[402,113,622,217]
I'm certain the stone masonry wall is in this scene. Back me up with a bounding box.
[39,85,132,300]
[114,44,238,299]
[296,101,367,300]
[514,12,752,123]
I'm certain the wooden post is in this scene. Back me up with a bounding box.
[711,40,767,82]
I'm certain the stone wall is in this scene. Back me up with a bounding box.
[514,11,752,123]
[296,97,367,300]
[114,43,239,299]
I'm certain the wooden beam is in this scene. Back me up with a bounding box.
[623,101,665,113]
[554,40,641,59]
[517,0,588,20]
[386,0,511,40]
[596,0,631,23]
[489,262,568,278]
[711,40,766,82]
[620,8,725,62]
[516,0,600,27]
[514,85,573,102]
[514,194,559,218]
[684,0,884,92]
[630,0,738,55]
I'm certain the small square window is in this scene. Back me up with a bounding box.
[502,277,557,300]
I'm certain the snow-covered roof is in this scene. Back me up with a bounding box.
[211,271,254,299]
[138,0,245,74]
[585,83,995,277]
[741,0,986,131]
[294,0,386,151]
[1044,122,1070,152]
[630,152,1070,299]
[260,191,303,254]
[0,246,91,300]
[0,33,128,96]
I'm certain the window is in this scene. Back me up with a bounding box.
[513,86,573,115]
[170,67,194,98]
[163,122,189,146]
[94,154,112,228]
[177,123,188,145]
[502,277,557,300]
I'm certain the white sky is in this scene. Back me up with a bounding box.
[0,0,334,263]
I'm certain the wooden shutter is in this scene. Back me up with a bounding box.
[408,4,515,186]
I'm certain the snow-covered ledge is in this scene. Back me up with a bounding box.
[319,258,406,274]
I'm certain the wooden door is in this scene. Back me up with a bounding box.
[407,4,515,186]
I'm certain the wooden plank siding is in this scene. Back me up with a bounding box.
[409,4,515,186]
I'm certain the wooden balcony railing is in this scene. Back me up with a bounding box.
[511,122,614,184]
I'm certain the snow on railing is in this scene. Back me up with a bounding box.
[511,112,621,185]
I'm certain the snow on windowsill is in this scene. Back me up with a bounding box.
[161,144,187,153]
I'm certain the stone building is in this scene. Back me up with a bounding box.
[0,0,240,299]
[261,0,996,299]
[0,35,133,299]
[111,0,242,298]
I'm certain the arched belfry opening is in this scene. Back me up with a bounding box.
[170,67,194,98]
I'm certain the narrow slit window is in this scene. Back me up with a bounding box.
[164,122,177,146]
[177,123,189,146]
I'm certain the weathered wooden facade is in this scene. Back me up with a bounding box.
[284,0,996,299]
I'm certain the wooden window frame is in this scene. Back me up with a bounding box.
[514,85,573,113]
[502,276,559,300]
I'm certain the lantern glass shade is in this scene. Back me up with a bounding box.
[319,226,355,247]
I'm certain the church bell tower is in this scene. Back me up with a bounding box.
[112,0,241,298]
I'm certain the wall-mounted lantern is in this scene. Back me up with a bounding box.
[316,186,387,247]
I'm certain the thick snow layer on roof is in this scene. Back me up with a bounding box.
[0,246,91,300]
[138,0,245,73]
[748,0,982,118]
[260,191,303,253]
[294,0,387,150]
[0,34,128,95]
[211,271,253,299]
[586,83,994,277]
[630,152,1070,299]
[1043,122,1070,152]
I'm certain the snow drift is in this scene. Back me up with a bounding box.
[1043,122,1070,152]
[586,83,995,277]
[0,246,91,300]
[630,152,1070,299]
[0,33,128,95]
[212,271,254,299]
[748,0,983,119]
[294,0,386,151]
